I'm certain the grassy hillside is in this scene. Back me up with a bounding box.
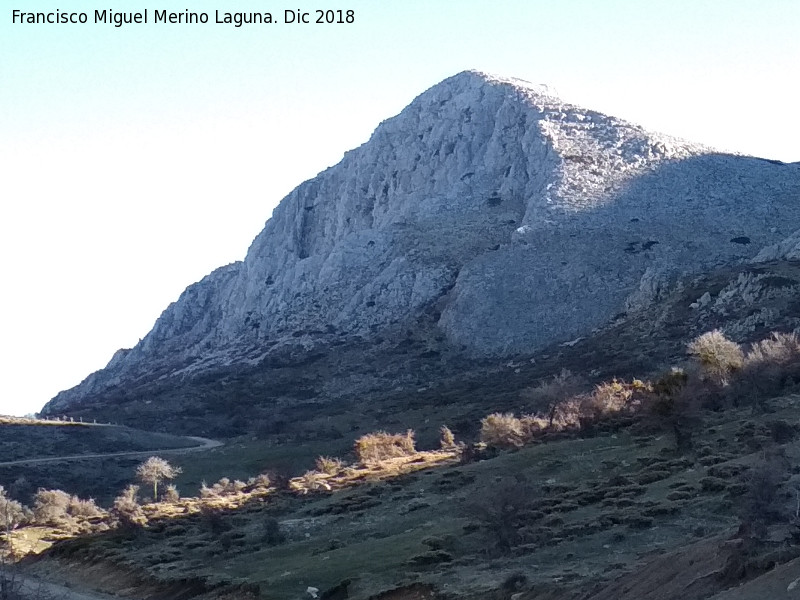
[18,387,800,600]
[8,259,800,599]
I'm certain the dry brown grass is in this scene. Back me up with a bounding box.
[290,470,332,494]
[304,449,459,488]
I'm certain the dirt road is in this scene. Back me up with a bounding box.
[0,436,222,468]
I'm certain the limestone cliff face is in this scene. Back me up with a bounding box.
[43,70,800,414]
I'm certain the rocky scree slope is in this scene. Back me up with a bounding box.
[44,70,800,415]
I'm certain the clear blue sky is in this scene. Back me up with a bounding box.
[1,0,798,415]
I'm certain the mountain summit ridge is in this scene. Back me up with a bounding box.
[43,71,800,416]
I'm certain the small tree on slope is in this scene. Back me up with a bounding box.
[136,457,182,501]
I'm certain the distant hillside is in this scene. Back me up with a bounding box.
[0,421,197,462]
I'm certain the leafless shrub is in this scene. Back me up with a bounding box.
[651,368,689,401]
[228,480,247,494]
[262,518,285,545]
[518,414,549,438]
[548,396,585,431]
[67,496,104,520]
[247,473,271,490]
[199,481,216,499]
[458,442,488,465]
[641,368,704,452]
[480,413,527,449]
[0,487,29,534]
[163,484,180,503]
[521,369,587,425]
[746,332,800,367]
[688,330,744,385]
[291,471,331,494]
[576,379,647,435]
[31,489,104,530]
[485,378,648,449]
[200,477,247,498]
[733,332,800,407]
[518,373,644,440]
[354,430,417,464]
[315,456,344,475]
[466,478,537,553]
[32,489,71,526]
[741,454,790,531]
[587,379,634,414]
[200,505,230,534]
[439,425,457,450]
[112,484,146,527]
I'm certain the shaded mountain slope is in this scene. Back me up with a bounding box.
[39,256,800,437]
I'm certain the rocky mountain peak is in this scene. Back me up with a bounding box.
[42,71,800,418]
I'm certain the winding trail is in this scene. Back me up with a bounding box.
[0,436,222,468]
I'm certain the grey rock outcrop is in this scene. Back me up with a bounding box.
[752,229,800,262]
[43,70,800,414]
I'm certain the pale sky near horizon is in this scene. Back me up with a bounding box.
[1,0,798,416]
